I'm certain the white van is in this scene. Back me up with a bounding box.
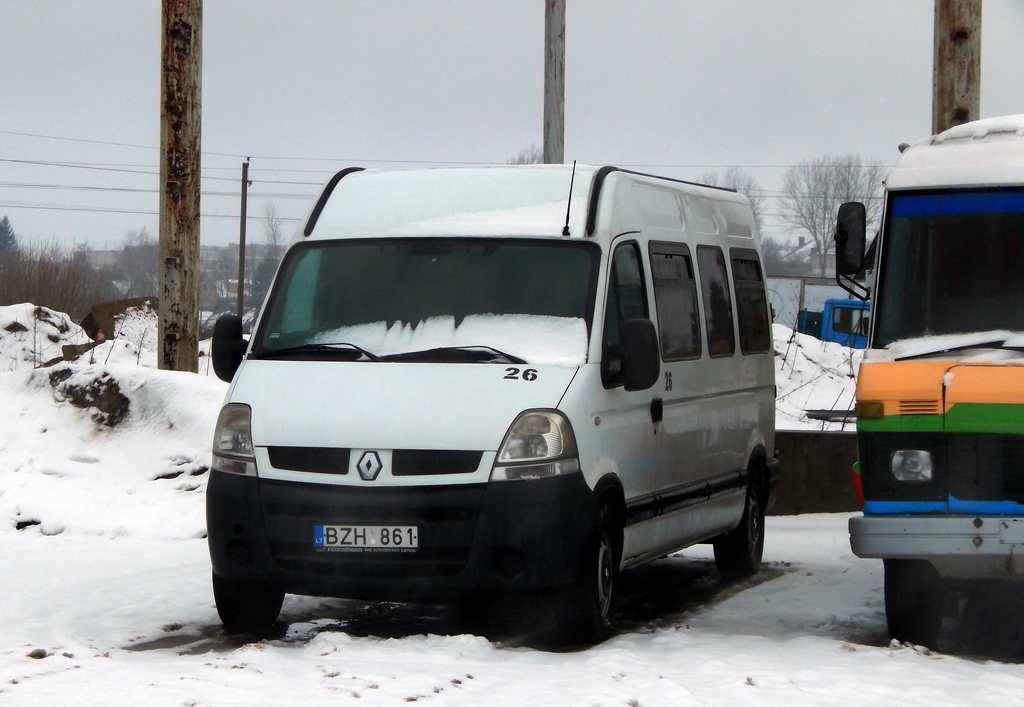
[208,165,779,644]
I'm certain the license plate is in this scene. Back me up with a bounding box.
[314,525,419,553]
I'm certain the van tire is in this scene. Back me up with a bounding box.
[884,559,944,648]
[212,571,285,634]
[713,486,765,581]
[555,504,618,646]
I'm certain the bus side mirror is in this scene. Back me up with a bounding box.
[835,201,867,276]
[212,314,246,382]
[621,318,661,392]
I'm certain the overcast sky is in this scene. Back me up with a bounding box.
[2,1,1023,250]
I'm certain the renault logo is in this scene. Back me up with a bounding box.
[357,451,383,481]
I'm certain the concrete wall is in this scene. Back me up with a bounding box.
[769,430,861,516]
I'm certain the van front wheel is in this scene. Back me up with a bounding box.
[713,487,765,581]
[212,572,284,634]
[554,504,618,646]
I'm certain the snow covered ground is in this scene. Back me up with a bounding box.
[5,304,1021,706]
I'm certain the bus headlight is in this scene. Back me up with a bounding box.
[490,410,580,481]
[212,403,257,477]
[891,450,933,482]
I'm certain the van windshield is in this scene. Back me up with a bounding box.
[874,189,1024,348]
[252,238,600,365]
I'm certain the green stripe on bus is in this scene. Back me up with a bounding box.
[945,402,1024,433]
[858,415,943,433]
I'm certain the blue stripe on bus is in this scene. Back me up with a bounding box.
[892,191,1024,217]
[864,496,1024,515]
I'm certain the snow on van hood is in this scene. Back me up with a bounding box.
[230,359,580,453]
[312,314,589,366]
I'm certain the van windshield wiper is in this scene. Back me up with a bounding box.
[253,342,380,361]
[380,346,526,364]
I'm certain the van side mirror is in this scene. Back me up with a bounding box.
[835,201,867,276]
[621,319,661,392]
[212,314,246,382]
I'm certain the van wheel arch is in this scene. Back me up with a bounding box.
[745,446,770,506]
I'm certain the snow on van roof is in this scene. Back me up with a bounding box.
[306,165,599,240]
[887,114,1024,191]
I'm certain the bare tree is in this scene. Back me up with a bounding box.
[0,241,118,321]
[778,155,886,276]
[699,167,767,237]
[759,235,810,278]
[261,202,286,260]
[120,227,158,297]
[507,145,544,165]
[250,203,288,309]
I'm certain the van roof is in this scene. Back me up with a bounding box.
[304,164,601,240]
[301,164,744,241]
[887,114,1024,191]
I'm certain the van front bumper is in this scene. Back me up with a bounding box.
[207,471,597,601]
[849,514,1024,579]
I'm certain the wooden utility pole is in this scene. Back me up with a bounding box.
[543,0,566,164]
[235,159,250,319]
[159,0,202,372]
[933,0,981,134]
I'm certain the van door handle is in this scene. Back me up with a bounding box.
[651,398,663,424]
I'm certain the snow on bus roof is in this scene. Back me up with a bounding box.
[887,114,1024,191]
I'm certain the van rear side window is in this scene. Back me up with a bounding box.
[730,249,770,354]
[696,245,736,357]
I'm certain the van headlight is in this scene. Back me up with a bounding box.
[212,403,257,477]
[891,450,933,482]
[490,410,580,481]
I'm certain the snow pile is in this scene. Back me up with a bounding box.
[0,304,91,371]
[0,303,226,540]
[774,323,862,430]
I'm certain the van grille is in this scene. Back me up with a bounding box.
[268,447,350,475]
[265,447,483,476]
[392,450,482,476]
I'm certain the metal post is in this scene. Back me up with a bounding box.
[933,0,981,134]
[158,0,202,372]
[235,159,250,319]
[543,0,566,164]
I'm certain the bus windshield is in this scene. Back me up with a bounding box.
[874,189,1024,348]
[252,238,600,365]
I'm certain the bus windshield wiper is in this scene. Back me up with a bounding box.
[254,342,380,361]
[380,346,526,364]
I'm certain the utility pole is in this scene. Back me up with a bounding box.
[543,0,565,164]
[235,159,250,319]
[933,0,981,134]
[159,0,202,372]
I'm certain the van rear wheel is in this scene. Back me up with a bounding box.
[713,487,765,581]
[212,571,284,634]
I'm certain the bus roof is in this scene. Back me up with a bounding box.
[887,114,1024,191]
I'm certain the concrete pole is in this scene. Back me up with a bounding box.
[159,0,202,373]
[235,159,250,319]
[543,0,565,164]
[932,0,981,134]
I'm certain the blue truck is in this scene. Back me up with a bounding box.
[797,298,869,349]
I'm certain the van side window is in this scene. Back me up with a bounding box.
[602,242,648,386]
[730,248,771,354]
[696,245,736,357]
[649,242,701,361]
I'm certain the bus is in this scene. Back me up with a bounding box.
[837,114,1024,652]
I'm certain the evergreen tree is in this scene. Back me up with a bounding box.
[0,216,18,258]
